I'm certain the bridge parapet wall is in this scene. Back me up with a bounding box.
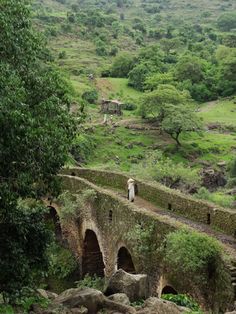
[61,167,236,237]
[59,174,235,312]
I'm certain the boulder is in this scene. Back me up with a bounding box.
[108,293,130,306]
[37,289,58,300]
[54,288,104,313]
[53,287,135,314]
[137,297,191,314]
[105,269,148,302]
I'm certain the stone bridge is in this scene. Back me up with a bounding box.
[50,167,236,313]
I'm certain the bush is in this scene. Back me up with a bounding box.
[195,187,234,208]
[47,242,77,280]
[76,274,105,292]
[229,158,236,178]
[162,229,233,311]
[122,102,137,111]
[110,53,135,78]
[131,152,200,192]
[82,89,98,104]
[162,294,201,311]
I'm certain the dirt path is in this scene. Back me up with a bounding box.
[108,188,236,256]
[199,100,218,112]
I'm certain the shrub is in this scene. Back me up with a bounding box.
[122,102,137,111]
[47,242,77,280]
[76,274,105,292]
[162,229,233,311]
[162,294,201,311]
[110,53,135,78]
[195,187,234,208]
[131,152,200,191]
[229,158,236,178]
[58,189,97,223]
[82,89,98,104]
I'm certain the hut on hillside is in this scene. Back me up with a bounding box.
[100,99,123,116]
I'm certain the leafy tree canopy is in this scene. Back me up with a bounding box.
[0,0,75,298]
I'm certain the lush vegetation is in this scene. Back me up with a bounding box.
[0,0,75,304]
[0,0,236,311]
[162,229,233,311]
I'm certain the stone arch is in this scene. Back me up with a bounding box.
[162,285,178,295]
[82,229,105,277]
[47,206,63,243]
[117,246,136,273]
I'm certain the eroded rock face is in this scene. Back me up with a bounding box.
[105,269,148,302]
[137,297,191,314]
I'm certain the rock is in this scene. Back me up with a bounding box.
[217,161,227,167]
[54,288,135,314]
[201,168,227,191]
[54,288,104,313]
[226,188,236,195]
[225,312,236,314]
[71,307,88,314]
[137,297,191,314]
[37,289,58,300]
[108,293,130,305]
[105,269,148,302]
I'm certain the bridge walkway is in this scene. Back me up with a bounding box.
[95,184,236,255]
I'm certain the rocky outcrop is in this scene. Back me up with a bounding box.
[53,288,135,314]
[201,168,227,191]
[105,269,148,302]
[30,289,195,314]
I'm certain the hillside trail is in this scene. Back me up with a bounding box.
[101,185,236,256]
[199,100,218,112]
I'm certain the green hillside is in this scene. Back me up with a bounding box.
[32,0,236,209]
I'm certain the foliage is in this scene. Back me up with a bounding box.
[110,53,135,78]
[71,133,97,163]
[47,242,77,280]
[132,152,200,191]
[76,274,105,292]
[58,189,97,222]
[217,12,236,31]
[0,0,75,298]
[161,294,201,311]
[161,105,202,146]
[162,229,233,310]
[127,223,158,270]
[194,187,234,208]
[82,89,99,104]
[128,63,151,91]
[139,84,191,120]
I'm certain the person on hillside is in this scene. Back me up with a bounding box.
[127,178,135,202]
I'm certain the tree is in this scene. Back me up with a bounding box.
[175,55,205,84]
[216,46,236,96]
[139,84,191,119]
[110,53,135,77]
[145,72,174,91]
[160,38,181,55]
[128,63,151,91]
[0,0,74,298]
[161,105,202,146]
[217,12,236,32]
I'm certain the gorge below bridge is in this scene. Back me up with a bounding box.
[49,167,236,313]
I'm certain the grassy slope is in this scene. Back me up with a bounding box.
[34,0,236,175]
